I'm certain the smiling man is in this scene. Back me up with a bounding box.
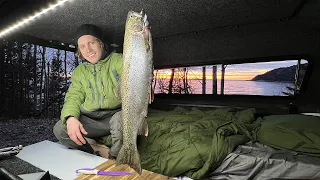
[53,24,123,159]
[78,35,104,64]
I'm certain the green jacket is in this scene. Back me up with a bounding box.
[60,52,123,124]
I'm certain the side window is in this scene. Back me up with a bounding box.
[153,59,308,96]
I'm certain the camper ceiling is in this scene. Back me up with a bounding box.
[0,0,319,48]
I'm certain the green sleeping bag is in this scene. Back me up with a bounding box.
[255,114,320,157]
[135,107,255,179]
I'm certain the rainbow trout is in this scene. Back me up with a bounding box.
[116,10,153,174]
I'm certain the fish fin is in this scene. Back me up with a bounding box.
[116,145,142,174]
[149,83,154,104]
[143,28,151,51]
[138,118,148,137]
[151,85,154,103]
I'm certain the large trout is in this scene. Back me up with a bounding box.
[116,10,153,174]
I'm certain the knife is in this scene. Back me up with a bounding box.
[76,168,133,176]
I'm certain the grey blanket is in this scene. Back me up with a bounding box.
[210,141,320,180]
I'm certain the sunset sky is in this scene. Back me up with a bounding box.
[155,59,307,81]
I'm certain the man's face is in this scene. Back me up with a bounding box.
[78,35,103,64]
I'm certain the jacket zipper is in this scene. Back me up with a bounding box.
[94,65,101,108]
[101,80,106,100]
[88,81,95,100]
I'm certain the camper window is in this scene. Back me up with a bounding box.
[153,59,308,96]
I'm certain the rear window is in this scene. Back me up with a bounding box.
[153,59,308,96]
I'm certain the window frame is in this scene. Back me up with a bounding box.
[153,54,313,98]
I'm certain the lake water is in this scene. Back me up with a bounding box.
[155,79,294,96]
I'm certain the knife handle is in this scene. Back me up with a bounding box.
[77,169,98,174]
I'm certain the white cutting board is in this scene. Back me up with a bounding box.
[16,140,107,180]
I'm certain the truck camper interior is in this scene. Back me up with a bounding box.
[1,0,320,179]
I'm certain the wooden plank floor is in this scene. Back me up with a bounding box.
[74,160,174,180]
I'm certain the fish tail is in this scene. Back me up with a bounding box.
[116,145,142,174]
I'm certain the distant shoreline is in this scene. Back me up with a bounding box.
[249,80,294,83]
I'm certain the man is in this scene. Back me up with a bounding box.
[53,24,123,159]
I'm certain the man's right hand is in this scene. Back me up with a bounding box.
[66,117,88,145]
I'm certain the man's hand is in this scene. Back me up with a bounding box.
[66,117,88,145]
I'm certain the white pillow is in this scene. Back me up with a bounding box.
[301,113,320,117]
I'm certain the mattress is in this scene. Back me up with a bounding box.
[210,141,320,180]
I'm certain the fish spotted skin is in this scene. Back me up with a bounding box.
[116,10,153,175]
